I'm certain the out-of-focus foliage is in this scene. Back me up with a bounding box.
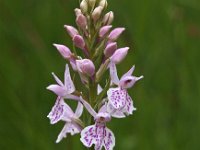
[0,0,200,149]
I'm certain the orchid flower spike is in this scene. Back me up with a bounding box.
[80,97,115,150]
[107,62,143,117]
[47,64,75,98]
[55,101,84,143]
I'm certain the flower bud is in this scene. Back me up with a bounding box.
[99,25,112,38]
[76,59,95,76]
[92,6,103,22]
[99,0,107,9]
[53,44,72,59]
[80,0,88,14]
[74,8,82,17]
[108,27,125,41]
[104,42,117,57]
[73,35,85,49]
[64,25,78,38]
[103,11,114,25]
[110,47,129,64]
[76,14,87,29]
[88,0,96,8]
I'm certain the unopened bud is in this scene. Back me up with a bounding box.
[64,25,78,38]
[110,47,129,64]
[73,35,85,49]
[92,6,103,22]
[104,42,117,57]
[88,0,96,8]
[76,59,95,76]
[99,25,112,38]
[76,14,87,29]
[108,27,125,41]
[99,0,107,9]
[80,0,88,14]
[74,8,82,17]
[53,44,72,59]
[103,11,114,25]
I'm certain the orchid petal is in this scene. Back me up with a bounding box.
[109,62,119,85]
[56,123,80,143]
[64,64,75,94]
[47,97,65,124]
[80,97,97,118]
[107,88,126,109]
[97,84,103,95]
[75,102,83,118]
[46,85,67,97]
[121,65,135,79]
[124,94,136,115]
[80,124,104,148]
[51,72,64,86]
[120,75,144,89]
[103,127,115,150]
[107,101,126,118]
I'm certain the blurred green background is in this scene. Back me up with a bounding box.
[0,0,200,149]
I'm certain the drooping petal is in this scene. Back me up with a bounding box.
[64,64,75,94]
[103,127,115,150]
[80,124,105,148]
[107,88,126,109]
[46,85,67,97]
[121,65,135,79]
[109,62,119,85]
[52,72,64,86]
[75,102,83,118]
[80,97,97,118]
[47,97,66,124]
[123,94,136,115]
[56,123,80,143]
[107,101,126,118]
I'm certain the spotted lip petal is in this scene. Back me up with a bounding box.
[47,97,66,124]
[107,101,126,118]
[107,88,127,109]
[103,128,115,150]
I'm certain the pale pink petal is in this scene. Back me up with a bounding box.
[64,64,75,94]
[103,127,115,150]
[51,72,64,86]
[109,62,119,85]
[47,97,65,124]
[121,65,135,79]
[80,97,97,117]
[97,84,103,95]
[75,102,83,118]
[47,85,67,97]
[108,27,125,41]
[107,88,126,109]
[110,47,129,64]
[107,101,126,118]
[64,25,79,38]
[56,123,80,143]
[80,124,104,148]
[119,75,144,89]
[123,94,136,115]
[99,25,112,38]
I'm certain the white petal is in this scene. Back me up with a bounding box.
[80,96,97,118]
[103,127,115,150]
[107,101,126,118]
[47,84,67,97]
[52,72,64,86]
[107,88,126,109]
[75,102,83,118]
[56,123,80,143]
[124,94,136,115]
[64,64,75,94]
[97,84,103,95]
[121,65,135,79]
[47,97,65,124]
[109,62,119,85]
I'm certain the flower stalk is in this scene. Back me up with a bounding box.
[46,0,143,150]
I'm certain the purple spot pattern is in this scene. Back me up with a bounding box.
[48,97,64,124]
[108,88,127,109]
[81,123,115,150]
